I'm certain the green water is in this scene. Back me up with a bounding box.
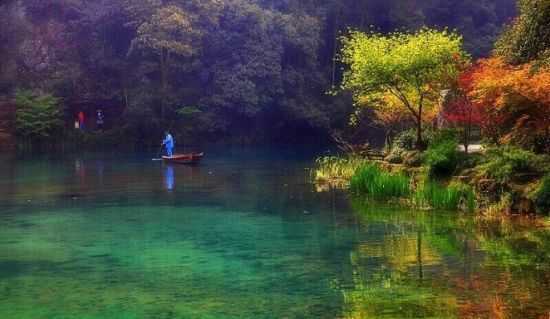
[0,148,549,318]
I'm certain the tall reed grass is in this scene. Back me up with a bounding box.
[413,181,475,211]
[315,156,476,211]
[350,164,411,198]
[315,156,369,183]
[348,163,475,211]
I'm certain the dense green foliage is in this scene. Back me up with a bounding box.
[0,0,516,145]
[393,128,437,150]
[340,28,467,148]
[495,0,550,66]
[474,146,550,184]
[534,175,550,215]
[15,91,63,143]
[424,132,460,178]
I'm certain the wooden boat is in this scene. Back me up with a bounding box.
[162,152,204,165]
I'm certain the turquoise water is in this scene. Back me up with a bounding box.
[0,148,549,318]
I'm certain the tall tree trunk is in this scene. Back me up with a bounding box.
[416,112,424,150]
[464,123,472,154]
[464,109,472,154]
[415,100,425,150]
[159,49,168,123]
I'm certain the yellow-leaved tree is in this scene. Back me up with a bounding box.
[340,28,469,149]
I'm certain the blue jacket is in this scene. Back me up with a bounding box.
[163,134,174,149]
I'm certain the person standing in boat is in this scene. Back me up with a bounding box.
[162,131,175,157]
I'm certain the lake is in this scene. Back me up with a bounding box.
[0,147,549,318]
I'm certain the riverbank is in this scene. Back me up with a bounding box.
[314,146,550,216]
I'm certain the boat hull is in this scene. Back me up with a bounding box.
[162,153,204,165]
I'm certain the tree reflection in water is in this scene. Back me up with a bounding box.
[340,199,550,319]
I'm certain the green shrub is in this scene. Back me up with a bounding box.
[394,128,436,151]
[534,175,550,215]
[394,129,417,151]
[475,146,550,184]
[15,90,64,143]
[350,164,411,198]
[424,137,459,178]
[431,128,459,145]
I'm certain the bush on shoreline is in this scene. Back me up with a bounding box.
[534,175,550,215]
[474,146,550,184]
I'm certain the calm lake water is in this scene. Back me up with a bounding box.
[0,147,549,319]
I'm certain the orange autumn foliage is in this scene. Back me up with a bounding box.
[468,57,550,152]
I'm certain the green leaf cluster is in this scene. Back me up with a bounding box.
[340,28,467,102]
[131,5,199,58]
[15,90,64,141]
[495,0,550,65]
[424,139,460,178]
[475,146,550,184]
[534,174,550,215]
[340,28,468,147]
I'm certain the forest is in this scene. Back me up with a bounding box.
[0,0,517,146]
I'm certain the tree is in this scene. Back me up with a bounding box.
[352,93,413,148]
[468,57,550,153]
[129,4,200,122]
[495,0,550,65]
[0,0,517,145]
[340,28,468,149]
[442,68,484,153]
[15,90,64,144]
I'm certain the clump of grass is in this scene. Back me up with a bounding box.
[350,164,411,198]
[315,156,369,183]
[482,193,513,219]
[318,155,478,211]
[414,181,475,211]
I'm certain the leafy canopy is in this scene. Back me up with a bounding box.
[130,5,199,58]
[495,0,550,66]
[341,28,466,107]
[468,57,550,152]
[340,28,468,147]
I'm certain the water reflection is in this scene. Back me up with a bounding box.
[0,150,548,318]
[164,165,174,191]
[75,159,86,185]
[340,200,550,318]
